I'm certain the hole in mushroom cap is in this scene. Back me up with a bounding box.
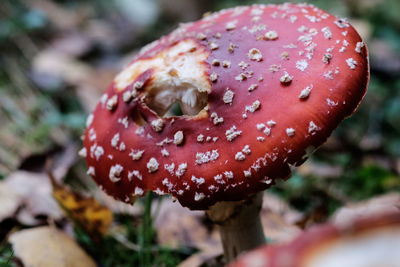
[166,102,183,116]
[144,84,208,117]
[114,39,211,118]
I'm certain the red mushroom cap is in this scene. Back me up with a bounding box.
[82,3,369,210]
[229,211,400,267]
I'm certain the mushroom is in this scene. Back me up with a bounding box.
[81,3,369,262]
[229,211,400,267]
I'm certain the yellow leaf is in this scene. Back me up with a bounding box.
[49,171,113,237]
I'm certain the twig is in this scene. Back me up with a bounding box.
[140,191,153,267]
[151,195,164,221]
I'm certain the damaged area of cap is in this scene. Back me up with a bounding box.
[115,39,211,117]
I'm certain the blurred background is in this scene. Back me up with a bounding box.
[0,0,399,266]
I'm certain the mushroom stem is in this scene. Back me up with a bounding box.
[206,192,265,262]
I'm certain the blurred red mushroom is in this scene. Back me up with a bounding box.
[229,211,400,267]
[81,3,369,262]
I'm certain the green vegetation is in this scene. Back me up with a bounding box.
[0,244,14,267]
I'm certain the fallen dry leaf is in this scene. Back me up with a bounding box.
[3,171,63,225]
[262,192,304,225]
[50,143,79,182]
[153,198,215,250]
[331,192,400,226]
[32,48,118,112]
[9,226,96,267]
[359,135,383,151]
[50,172,113,237]
[369,38,400,75]
[0,145,78,224]
[261,212,302,244]
[261,193,303,244]
[296,160,343,179]
[0,183,21,222]
[49,32,93,58]
[33,49,93,86]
